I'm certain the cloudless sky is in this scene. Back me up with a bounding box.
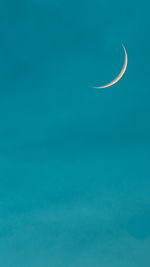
[0,0,150,266]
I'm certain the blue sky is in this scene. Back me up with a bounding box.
[0,0,150,266]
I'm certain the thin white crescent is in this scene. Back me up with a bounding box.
[92,44,128,89]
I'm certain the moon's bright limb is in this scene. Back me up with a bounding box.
[92,44,128,89]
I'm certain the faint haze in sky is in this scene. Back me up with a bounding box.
[0,0,150,266]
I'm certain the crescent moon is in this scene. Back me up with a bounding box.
[92,44,128,89]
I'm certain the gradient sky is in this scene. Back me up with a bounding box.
[0,0,150,266]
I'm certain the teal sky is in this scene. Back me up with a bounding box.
[0,1,150,266]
